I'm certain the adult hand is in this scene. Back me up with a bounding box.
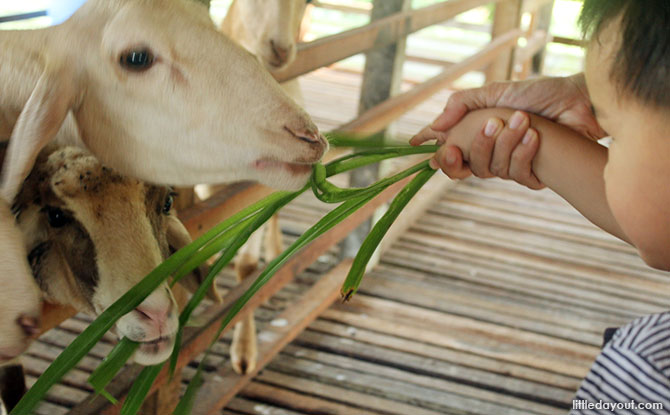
[412,73,606,187]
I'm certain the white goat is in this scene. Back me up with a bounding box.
[217,0,312,375]
[0,200,41,363]
[0,0,326,363]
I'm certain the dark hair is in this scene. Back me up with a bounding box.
[579,0,670,107]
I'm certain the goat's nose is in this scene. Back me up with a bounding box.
[270,40,291,65]
[17,314,40,338]
[285,126,328,149]
[134,304,172,329]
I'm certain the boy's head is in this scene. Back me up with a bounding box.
[580,0,670,107]
[580,0,670,270]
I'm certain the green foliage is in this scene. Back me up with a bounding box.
[13,136,438,414]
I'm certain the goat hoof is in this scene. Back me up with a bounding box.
[231,355,256,375]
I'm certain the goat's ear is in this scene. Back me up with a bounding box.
[0,67,78,202]
[166,215,222,303]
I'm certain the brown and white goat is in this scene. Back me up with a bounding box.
[13,146,220,365]
[215,0,313,375]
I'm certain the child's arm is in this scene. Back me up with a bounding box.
[437,108,630,244]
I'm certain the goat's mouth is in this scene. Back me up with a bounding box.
[133,335,176,365]
[253,158,314,176]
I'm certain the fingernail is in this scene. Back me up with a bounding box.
[522,129,536,145]
[509,111,525,130]
[445,152,457,165]
[484,119,500,137]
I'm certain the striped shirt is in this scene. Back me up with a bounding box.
[571,312,670,415]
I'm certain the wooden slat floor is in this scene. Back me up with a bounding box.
[214,178,670,415]
[20,67,670,414]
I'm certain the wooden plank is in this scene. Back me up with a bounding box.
[322,296,599,378]
[275,0,504,82]
[298,322,580,398]
[264,353,562,414]
[190,260,353,414]
[385,238,667,316]
[251,371,448,415]
[237,381,384,415]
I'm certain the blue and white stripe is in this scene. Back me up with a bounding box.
[571,312,670,415]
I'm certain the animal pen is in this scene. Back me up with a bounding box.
[7,0,670,414]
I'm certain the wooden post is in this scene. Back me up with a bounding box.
[192,0,211,8]
[342,0,411,259]
[531,0,554,74]
[485,0,523,82]
[175,186,196,211]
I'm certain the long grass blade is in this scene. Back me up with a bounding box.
[172,353,207,415]
[119,364,164,415]
[177,189,383,407]
[341,167,435,300]
[312,159,430,203]
[168,190,304,376]
[88,338,139,404]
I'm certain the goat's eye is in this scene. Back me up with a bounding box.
[162,194,174,215]
[45,207,70,228]
[119,49,155,72]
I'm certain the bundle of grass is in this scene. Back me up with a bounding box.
[11,136,439,415]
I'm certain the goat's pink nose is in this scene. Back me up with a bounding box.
[270,40,291,65]
[134,305,171,329]
[17,315,40,338]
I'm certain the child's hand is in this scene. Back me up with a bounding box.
[412,110,545,190]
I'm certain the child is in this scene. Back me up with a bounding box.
[412,0,670,412]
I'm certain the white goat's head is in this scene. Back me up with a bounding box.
[14,146,219,365]
[2,0,327,203]
[224,0,309,71]
[0,199,41,364]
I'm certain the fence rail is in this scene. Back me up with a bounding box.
[0,10,47,24]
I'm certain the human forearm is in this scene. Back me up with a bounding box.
[447,108,629,243]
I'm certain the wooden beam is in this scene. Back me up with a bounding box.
[529,0,554,75]
[179,182,275,239]
[406,55,456,68]
[191,260,353,414]
[338,28,523,135]
[515,30,551,66]
[343,0,411,259]
[275,0,503,82]
[68,175,416,415]
[552,35,586,48]
[521,0,554,14]
[485,0,522,82]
